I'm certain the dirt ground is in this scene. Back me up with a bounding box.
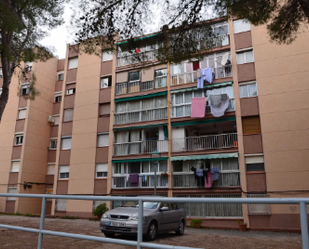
[0,215,302,249]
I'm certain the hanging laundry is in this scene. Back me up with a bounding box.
[205,68,214,84]
[142,175,146,183]
[196,168,203,177]
[204,172,212,188]
[191,97,206,118]
[197,69,202,78]
[129,174,139,187]
[197,68,206,88]
[209,94,230,117]
[211,167,220,181]
[193,61,200,71]
[191,166,205,187]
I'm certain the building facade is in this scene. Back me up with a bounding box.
[0,17,309,231]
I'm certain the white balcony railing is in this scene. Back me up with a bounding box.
[114,107,168,124]
[115,82,128,95]
[171,65,232,86]
[128,80,141,93]
[117,50,157,67]
[114,140,168,156]
[112,175,169,189]
[141,80,154,91]
[172,133,237,152]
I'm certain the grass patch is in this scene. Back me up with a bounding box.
[60,215,79,220]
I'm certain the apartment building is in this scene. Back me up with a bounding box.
[0,17,308,231]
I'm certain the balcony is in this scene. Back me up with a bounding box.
[114,107,168,125]
[112,175,169,189]
[114,139,168,156]
[172,133,237,152]
[171,65,232,86]
[117,50,157,67]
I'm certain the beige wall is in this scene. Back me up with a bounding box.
[251,24,309,193]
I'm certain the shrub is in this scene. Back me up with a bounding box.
[93,203,109,217]
[60,215,79,219]
[190,219,203,228]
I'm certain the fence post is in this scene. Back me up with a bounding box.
[299,202,309,249]
[137,199,143,249]
[38,197,47,249]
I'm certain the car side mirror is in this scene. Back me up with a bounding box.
[160,206,169,212]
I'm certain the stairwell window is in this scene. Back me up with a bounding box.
[102,51,113,61]
[49,139,57,150]
[52,115,60,125]
[21,84,30,96]
[239,81,257,98]
[66,88,75,95]
[56,199,67,211]
[11,161,20,172]
[57,71,64,81]
[233,19,251,34]
[0,88,2,97]
[68,57,78,69]
[63,109,74,122]
[59,166,70,179]
[236,49,254,64]
[18,108,27,119]
[101,76,112,88]
[25,62,33,72]
[55,94,62,103]
[7,186,18,201]
[15,133,23,145]
[0,68,3,77]
[61,137,72,150]
[47,164,55,175]
[96,163,108,178]
[98,133,109,147]
[242,116,261,135]
[245,155,265,172]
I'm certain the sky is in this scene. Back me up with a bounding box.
[40,3,74,59]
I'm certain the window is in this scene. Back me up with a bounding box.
[21,84,30,96]
[99,103,110,116]
[170,203,179,210]
[242,116,261,134]
[98,133,109,147]
[154,69,167,88]
[101,76,112,88]
[55,95,62,103]
[93,200,106,210]
[63,109,74,122]
[11,161,20,172]
[236,50,254,64]
[102,51,113,61]
[57,71,64,81]
[47,165,55,175]
[49,139,57,150]
[18,109,27,119]
[245,155,265,172]
[128,71,140,82]
[25,62,33,72]
[96,163,108,178]
[7,186,18,201]
[68,57,78,69]
[66,88,75,95]
[56,199,67,211]
[53,115,60,125]
[61,137,72,150]
[0,88,2,97]
[59,166,70,179]
[239,81,257,98]
[233,19,251,34]
[15,134,23,145]
[247,194,271,215]
[0,67,3,77]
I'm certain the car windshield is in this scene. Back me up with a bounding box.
[121,201,159,209]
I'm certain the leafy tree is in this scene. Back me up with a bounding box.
[0,0,67,121]
[73,0,309,62]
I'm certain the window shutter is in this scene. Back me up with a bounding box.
[245,156,264,164]
[56,199,67,211]
[242,116,261,134]
[233,19,251,33]
[99,104,110,115]
[59,166,70,173]
[47,165,55,175]
[11,161,20,172]
[63,109,74,122]
[61,138,72,150]
[18,109,27,119]
[102,51,113,61]
[53,116,60,125]
[68,57,78,69]
[96,163,108,173]
[98,134,109,147]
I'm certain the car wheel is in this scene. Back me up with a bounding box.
[175,220,185,236]
[146,222,157,241]
[103,232,115,238]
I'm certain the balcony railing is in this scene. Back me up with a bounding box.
[112,175,169,188]
[172,133,237,152]
[114,107,168,124]
[114,139,168,156]
[172,172,240,188]
[117,50,157,67]
[171,65,232,86]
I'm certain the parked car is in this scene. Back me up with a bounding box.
[100,200,186,240]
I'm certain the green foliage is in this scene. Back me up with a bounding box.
[15,212,22,216]
[190,219,203,228]
[24,213,40,217]
[93,203,109,217]
[60,215,79,219]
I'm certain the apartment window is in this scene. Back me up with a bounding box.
[11,161,20,172]
[98,133,109,147]
[15,134,23,145]
[7,186,18,201]
[18,108,27,119]
[128,71,140,82]
[68,57,78,69]
[53,115,60,125]
[61,137,72,150]
[242,116,261,134]
[57,71,64,81]
[66,88,75,95]
[99,103,110,116]
[59,166,70,179]
[96,163,108,178]
[47,165,55,175]
[56,199,67,211]
[236,50,254,64]
[245,155,265,172]
[101,76,112,88]
[102,51,113,61]
[233,19,251,34]
[55,95,62,103]
[247,194,271,215]
[63,109,74,122]
[0,67,3,77]
[25,62,33,72]
[239,81,257,98]
[0,88,2,97]
[21,84,30,96]
[49,139,57,150]
[154,69,167,88]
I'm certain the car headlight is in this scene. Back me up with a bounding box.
[130,215,146,220]
[102,213,109,218]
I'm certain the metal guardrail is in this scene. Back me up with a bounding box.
[0,194,308,249]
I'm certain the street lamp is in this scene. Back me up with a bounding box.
[151,150,161,196]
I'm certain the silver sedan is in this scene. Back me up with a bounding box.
[100,201,186,240]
